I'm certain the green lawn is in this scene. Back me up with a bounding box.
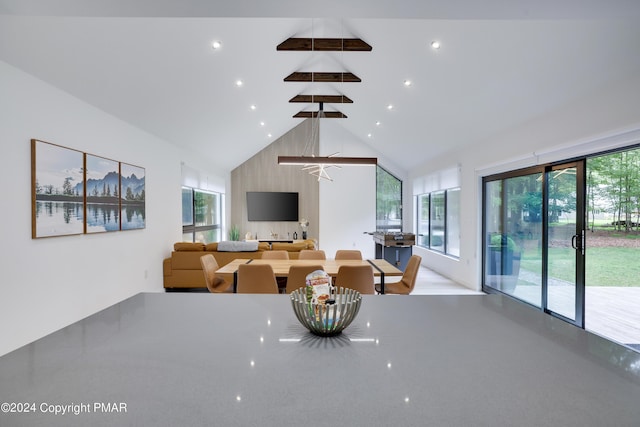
[519,247,640,287]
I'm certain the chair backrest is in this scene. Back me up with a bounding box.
[285,265,324,294]
[200,254,230,293]
[400,255,422,293]
[298,249,326,260]
[262,250,290,260]
[236,263,279,294]
[334,249,363,260]
[335,265,375,295]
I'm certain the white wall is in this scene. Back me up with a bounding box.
[319,119,406,259]
[410,72,640,290]
[0,61,223,356]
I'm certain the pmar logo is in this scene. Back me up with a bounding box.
[94,402,128,413]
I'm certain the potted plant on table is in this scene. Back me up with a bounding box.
[228,225,240,241]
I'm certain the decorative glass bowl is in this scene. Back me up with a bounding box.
[290,287,362,336]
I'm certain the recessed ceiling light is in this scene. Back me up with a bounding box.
[387,104,394,110]
[211,40,222,50]
[235,80,243,87]
[250,104,257,110]
[431,40,441,50]
[267,133,272,138]
[375,121,381,126]
[367,133,372,138]
[403,80,412,87]
[260,121,265,126]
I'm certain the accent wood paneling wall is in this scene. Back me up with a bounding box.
[230,119,319,243]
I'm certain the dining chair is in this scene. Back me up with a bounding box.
[298,249,326,260]
[262,250,290,260]
[200,254,232,293]
[334,249,363,260]
[334,265,375,295]
[236,263,280,294]
[375,255,422,294]
[285,265,324,294]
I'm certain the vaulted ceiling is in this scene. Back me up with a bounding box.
[2,0,640,173]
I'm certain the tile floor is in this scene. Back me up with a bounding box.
[409,266,483,295]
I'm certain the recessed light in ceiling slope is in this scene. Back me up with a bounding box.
[235,79,243,87]
[431,40,441,50]
[211,40,222,50]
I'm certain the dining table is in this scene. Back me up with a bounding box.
[216,258,403,293]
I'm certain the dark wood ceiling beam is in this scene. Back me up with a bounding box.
[277,38,372,52]
[294,111,347,119]
[284,72,361,83]
[289,95,353,104]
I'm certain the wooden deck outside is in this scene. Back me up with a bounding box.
[512,285,640,345]
[413,266,640,348]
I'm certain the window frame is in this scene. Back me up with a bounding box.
[182,187,223,244]
[415,187,460,258]
[376,165,403,232]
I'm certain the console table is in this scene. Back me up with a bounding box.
[257,238,294,244]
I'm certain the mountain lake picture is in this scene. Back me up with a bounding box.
[85,154,121,233]
[32,140,85,238]
[120,163,145,230]
[32,139,146,238]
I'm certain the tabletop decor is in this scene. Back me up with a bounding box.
[299,218,309,239]
[290,286,362,336]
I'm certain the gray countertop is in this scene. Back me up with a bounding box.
[1,293,639,426]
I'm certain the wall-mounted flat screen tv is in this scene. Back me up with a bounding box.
[246,191,299,221]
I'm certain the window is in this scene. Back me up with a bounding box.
[416,194,430,247]
[446,188,461,257]
[182,187,223,243]
[376,166,402,232]
[416,188,460,257]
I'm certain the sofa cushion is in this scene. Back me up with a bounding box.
[217,241,260,252]
[272,239,316,251]
[171,251,206,270]
[205,242,269,252]
[272,241,308,252]
[174,242,206,251]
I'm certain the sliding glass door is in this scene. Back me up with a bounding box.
[484,170,543,307]
[545,162,585,326]
[483,161,585,327]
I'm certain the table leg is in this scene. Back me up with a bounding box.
[367,260,385,294]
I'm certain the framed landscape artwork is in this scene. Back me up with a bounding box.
[120,163,146,230]
[85,154,121,233]
[31,139,85,238]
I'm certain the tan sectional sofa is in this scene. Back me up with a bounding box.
[163,240,317,290]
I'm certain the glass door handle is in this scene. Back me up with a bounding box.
[571,232,586,255]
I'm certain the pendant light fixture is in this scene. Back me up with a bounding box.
[276,28,377,181]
